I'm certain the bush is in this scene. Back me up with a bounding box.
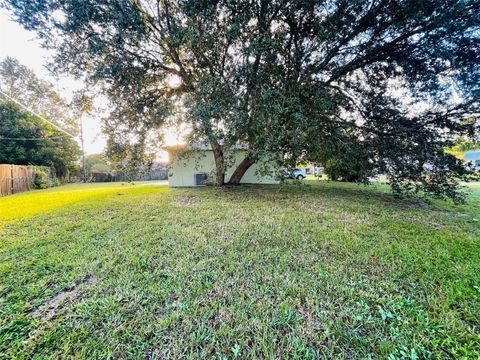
[33,167,58,189]
[323,153,371,182]
[314,135,372,182]
[33,168,49,189]
[305,128,373,183]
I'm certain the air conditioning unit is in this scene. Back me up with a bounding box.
[194,172,207,186]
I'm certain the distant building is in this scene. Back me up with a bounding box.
[304,164,315,175]
[165,144,279,187]
[304,164,324,177]
[464,150,480,171]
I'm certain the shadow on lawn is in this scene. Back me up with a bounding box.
[211,181,439,212]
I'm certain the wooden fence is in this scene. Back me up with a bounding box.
[0,164,35,197]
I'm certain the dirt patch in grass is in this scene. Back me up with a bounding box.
[172,195,198,207]
[32,274,98,320]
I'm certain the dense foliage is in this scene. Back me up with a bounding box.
[312,131,373,182]
[0,101,80,177]
[104,130,156,181]
[84,153,111,175]
[33,166,59,189]
[4,0,479,200]
[0,57,79,135]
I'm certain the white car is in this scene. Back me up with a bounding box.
[284,168,307,180]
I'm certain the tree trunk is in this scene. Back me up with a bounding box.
[227,154,255,185]
[211,141,225,186]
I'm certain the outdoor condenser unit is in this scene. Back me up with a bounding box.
[194,172,207,187]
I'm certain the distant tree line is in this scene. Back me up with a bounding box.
[0,101,80,178]
[83,153,168,182]
[0,57,83,179]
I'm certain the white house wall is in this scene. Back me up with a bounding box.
[168,150,279,187]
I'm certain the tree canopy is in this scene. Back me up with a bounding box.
[0,101,80,177]
[0,57,79,135]
[84,153,111,175]
[5,0,479,200]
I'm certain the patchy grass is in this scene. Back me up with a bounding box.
[0,181,479,359]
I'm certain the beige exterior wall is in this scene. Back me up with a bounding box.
[167,149,279,187]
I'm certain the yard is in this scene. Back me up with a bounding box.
[0,181,479,358]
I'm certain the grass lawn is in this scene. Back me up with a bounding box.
[0,181,479,359]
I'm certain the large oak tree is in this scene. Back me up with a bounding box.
[4,0,479,200]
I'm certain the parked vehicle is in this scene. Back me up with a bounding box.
[284,168,307,180]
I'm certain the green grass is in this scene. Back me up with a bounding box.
[0,181,479,359]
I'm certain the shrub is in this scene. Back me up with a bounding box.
[33,168,50,189]
[313,135,372,182]
[323,152,371,182]
[33,166,59,189]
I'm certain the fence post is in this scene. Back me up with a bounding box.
[10,165,14,195]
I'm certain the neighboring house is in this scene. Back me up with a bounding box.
[165,144,280,187]
[304,163,324,177]
[463,150,480,171]
[304,164,315,175]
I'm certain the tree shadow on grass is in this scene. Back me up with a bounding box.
[208,181,467,215]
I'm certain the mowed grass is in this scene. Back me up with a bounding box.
[0,181,479,359]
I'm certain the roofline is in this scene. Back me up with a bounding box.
[163,144,189,152]
[164,144,250,152]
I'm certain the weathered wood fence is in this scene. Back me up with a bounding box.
[0,164,35,196]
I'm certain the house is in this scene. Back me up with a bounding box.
[165,144,280,187]
[463,150,480,171]
[304,164,324,177]
[304,164,314,175]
